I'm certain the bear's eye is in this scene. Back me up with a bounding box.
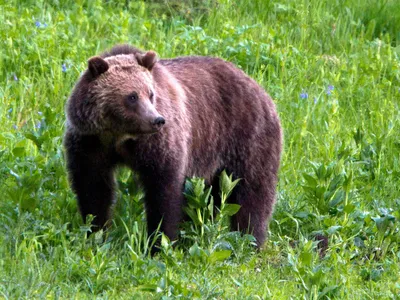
[149,91,154,102]
[127,92,139,104]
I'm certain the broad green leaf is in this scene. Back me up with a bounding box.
[222,204,241,216]
[161,233,170,249]
[12,147,25,157]
[209,250,232,263]
[327,225,342,234]
[303,173,317,187]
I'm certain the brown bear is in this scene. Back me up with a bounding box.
[65,44,282,249]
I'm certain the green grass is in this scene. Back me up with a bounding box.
[1,0,400,298]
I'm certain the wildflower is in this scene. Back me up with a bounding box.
[314,97,317,104]
[38,111,43,116]
[300,91,308,99]
[12,124,17,130]
[13,73,18,81]
[36,121,42,129]
[62,63,67,72]
[35,21,48,29]
[326,85,334,95]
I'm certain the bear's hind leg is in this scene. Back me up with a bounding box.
[229,179,277,247]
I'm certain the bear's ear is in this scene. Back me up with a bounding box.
[135,51,158,71]
[88,56,109,77]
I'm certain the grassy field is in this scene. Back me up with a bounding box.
[1,0,400,298]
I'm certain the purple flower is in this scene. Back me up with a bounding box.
[314,97,318,104]
[13,73,18,81]
[62,63,67,72]
[13,124,18,130]
[38,111,43,116]
[326,85,334,95]
[36,121,42,129]
[300,91,308,99]
[35,21,48,29]
[7,108,12,118]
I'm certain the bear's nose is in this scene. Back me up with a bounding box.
[153,117,166,127]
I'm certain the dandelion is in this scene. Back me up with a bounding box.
[300,91,308,99]
[62,63,67,72]
[326,85,334,95]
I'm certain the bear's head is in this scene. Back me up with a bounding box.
[67,51,165,136]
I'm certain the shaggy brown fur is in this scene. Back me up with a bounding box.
[65,44,282,249]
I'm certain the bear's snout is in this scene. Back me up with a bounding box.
[152,117,166,129]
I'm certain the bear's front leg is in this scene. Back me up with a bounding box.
[65,131,117,231]
[140,167,185,246]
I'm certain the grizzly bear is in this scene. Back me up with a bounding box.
[65,44,282,249]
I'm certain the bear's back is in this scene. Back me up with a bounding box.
[159,56,251,90]
[158,55,276,125]
[158,56,267,111]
